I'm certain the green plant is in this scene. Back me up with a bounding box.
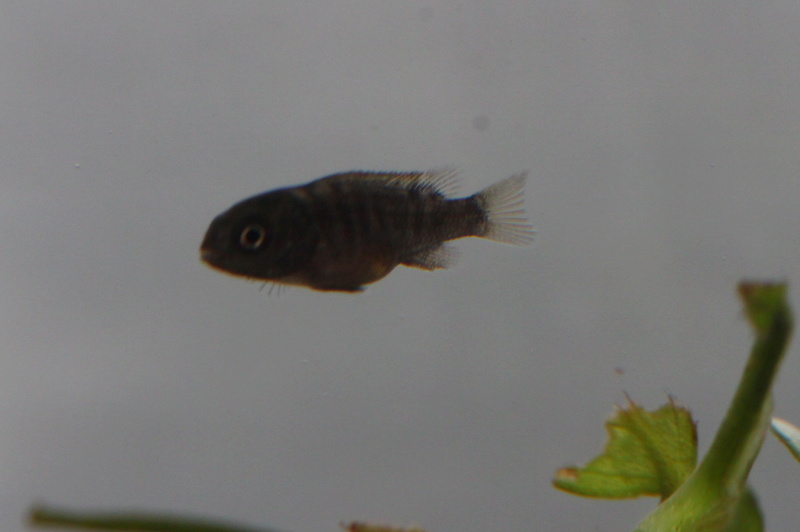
[29,282,795,531]
[554,282,793,531]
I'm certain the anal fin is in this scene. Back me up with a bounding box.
[400,244,459,271]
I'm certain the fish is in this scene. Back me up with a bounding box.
[199,169,534,292]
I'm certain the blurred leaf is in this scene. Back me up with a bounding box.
[29,505,282,532]
[771,417,800,463]
[552,400,696,499]
[341,522,426,532]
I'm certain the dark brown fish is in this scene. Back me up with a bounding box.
[200,170,533,292]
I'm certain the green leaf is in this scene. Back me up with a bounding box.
[633,282,791,531]
[771,417,800,463]
[738,282,788,338]
[29,505,283,532]
[726,489,763,532]
[552,400,696,500]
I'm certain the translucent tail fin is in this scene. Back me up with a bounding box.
[474,172,535,245]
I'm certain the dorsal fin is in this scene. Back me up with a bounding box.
[318,168,459,196]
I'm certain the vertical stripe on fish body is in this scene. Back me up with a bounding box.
[200,170,534,292]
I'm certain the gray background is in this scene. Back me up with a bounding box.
[3,2,800,531]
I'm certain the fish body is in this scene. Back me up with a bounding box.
[200,170,533,292]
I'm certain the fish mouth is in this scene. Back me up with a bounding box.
[199,246,260,281]
[199,246,220,264]
[199,247,237,276]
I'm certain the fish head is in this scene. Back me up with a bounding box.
[200,190,317,281]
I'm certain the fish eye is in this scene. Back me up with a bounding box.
[239,224,267,250]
